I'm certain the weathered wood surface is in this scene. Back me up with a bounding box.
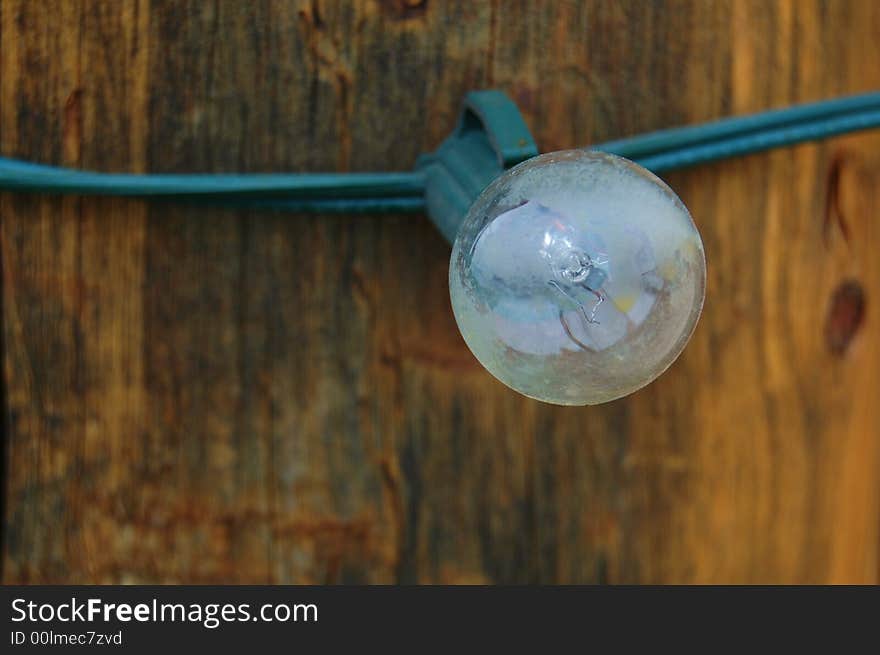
[1,0,879,583]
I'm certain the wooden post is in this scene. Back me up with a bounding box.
[2,0,879,583]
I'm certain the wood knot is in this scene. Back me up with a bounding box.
[825,279,865,356]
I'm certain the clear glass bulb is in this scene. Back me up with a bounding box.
[449,150,706,405]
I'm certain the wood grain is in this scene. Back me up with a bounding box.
[2,0,879,583]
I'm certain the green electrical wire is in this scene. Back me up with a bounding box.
[595,92,880,172]
[596,91,880,160]
[629,106,880,173]
[0,156,424,200]
[1,92,879,209]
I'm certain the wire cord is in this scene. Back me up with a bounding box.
[0,156,424,200]
[1,92,879,210]
[596,91,880,160]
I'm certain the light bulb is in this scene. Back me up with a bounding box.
[449,149,706,405]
